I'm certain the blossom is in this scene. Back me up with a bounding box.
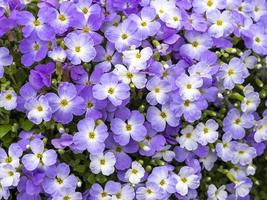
[64,32,96,65]
[21,139,57,171]
[194,119,219,145]
[92,73,130,106]
[51,188,82,200]
[125,161,145,184]
[0,47,12,78]
[111,110,146,145]
[0,164,20,187]
[207,10,233,38]
[105,19,141,52]
[254,117,267,143]
[46,82,85,124]
[0,90,17,110]
[42,163,77,195]
[218,57,247,90]
[174,166,200,196]
[104,181,135,200]
[147,105,180,132]
[207,184,228,200]
[177,125,198,151]
[136,182,163,200]
[129,7,160,40]
[73,118,108,154]
[232,143,257,166]
[176,73,203,101]
[89,152,116,176]
[0,143,22,168]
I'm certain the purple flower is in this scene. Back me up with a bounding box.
[19,35,48,67]
[194,119,219,145]
[180,31,213,60]
[0,47,13,78]
[89,152,116,176]
[105,19,141,52]
[218,57,247,90]
[232,143,256,166]
[129,7,161,40]
[207,184,228,200]
[51,188,82,200]
[0,164,20,187]
[21,139,57,171]
[147,105,180,132]
[146,77,172,105]
[73,118,108,154]
[0,143,22,168]
[64,32,96,65]
[192,0,225,13]
[254,117,267,143]
[223,108,254,140]
[16,10,55,41]
[136,182,164,200]
[24,95,52,125]
[0,90,17,110]
[93,73,130,106]
[29,62,55,90]
[44,1,83,34]
[176,73,203,101]
[93,42,121,72]
[46,82,85,124]
[173,166,200,196]
[104,181,135,200]
[48,46,66,63]
[42,163,77,195]
[182,12,207,32]
[207,10,233,38]
[111,110,147,146]
[178,125,198,151]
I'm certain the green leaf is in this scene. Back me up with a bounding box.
[20,119,34,131]
[0,124,12,138]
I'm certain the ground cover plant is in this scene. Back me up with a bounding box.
[0,0,267,199]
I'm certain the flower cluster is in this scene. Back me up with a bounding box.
[0,0,267,199]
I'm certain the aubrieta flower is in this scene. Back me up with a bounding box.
[16,10,55,41]
[146,76,172,105]
[123,47,152,70]
[207,184,228,200]
[192,0,225,14]
[29,62,55,90]
[48,46,67,63]
[177,125,198,151]
[232,143,257,166]
[104,181,135,200]
[46,82,85,124]
[218,57,247,90]
[241,85,260,113]
[0,164,20,187]
[0,47,12,78]
[254,117,267,143]
[105,19,141,52]
[125,161,145,185]
[147,105,179,132]
[129,7,161,40]
[176,73,203,101]
[42,163,77,195]
[207,10,233,38]
[113,64,147,89]
[0,90,17,110]
[89,152,116,176]
[0,143,22,168]
[64,32,96,65]
[51,188,82,200]
[194,119,219,145]
[19,35,48,67]
[136,182,163,200]
[21,139,57,171]
[73,118,108,154]
[223,108,254,140]
[92,73,130,106]
[180,31,213,60]
[111,110,147,146]
[173,166,200,196]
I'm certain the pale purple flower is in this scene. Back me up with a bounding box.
[64,32,96,65]
[136,182,163,200]
[0,47,13,78]
[194,119,219,145]
[232,143,257,166]
[89,152,116,176]
[207,184,228,200]
[46,82,85,124]
[92,73,130,106]
[147,105,180,132]
[178,125,198,151]
[146,77,172,105]
[125,161,145,184]
[73,118,108,154]
[21,139,57,171]
[0,164,20,187]
[0,90,17,110]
